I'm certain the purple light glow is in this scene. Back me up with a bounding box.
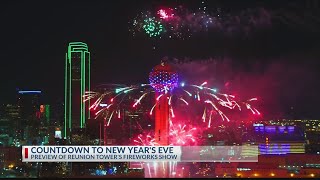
[259,144,291,154]
[149,63,179,92]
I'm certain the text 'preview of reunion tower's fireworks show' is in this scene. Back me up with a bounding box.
[1,0,320,179]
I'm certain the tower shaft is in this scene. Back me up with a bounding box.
[154,92,170,178]
[154,93,169,146]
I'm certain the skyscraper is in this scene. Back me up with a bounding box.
[17,90,42,142]
[64,42,90,139]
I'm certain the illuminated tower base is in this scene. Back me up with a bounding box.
[154,92,170,178]
[155,93,169,146]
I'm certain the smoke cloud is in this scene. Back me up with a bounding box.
[172,56,319,120]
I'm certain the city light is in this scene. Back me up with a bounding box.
[18,90,41,94]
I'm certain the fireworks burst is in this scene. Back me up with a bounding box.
[84,62,260,128]
[133,133,159,146]
[169,121,197,146]
[143,17,164,37]
[158,8,174,20]
[131,132,156,178]
[129,2,272,39]
[85,82,259,127]
[131,132,179,178]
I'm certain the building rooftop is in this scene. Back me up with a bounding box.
[253,125,305,142]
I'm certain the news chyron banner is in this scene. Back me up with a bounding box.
[22,146,258,162]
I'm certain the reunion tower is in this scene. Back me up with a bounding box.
[149,60,179,177]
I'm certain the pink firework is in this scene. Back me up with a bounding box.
[84,81,260,128]
[84,63,260,128]
[157,8,174,20]
[169,121,197,146]
[132,133,158,146]
[131,133,158,178]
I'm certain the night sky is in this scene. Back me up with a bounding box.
[1,0,320,118]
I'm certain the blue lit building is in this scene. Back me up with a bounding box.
[245,124,306,155]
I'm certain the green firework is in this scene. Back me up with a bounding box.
[143,17,164,37]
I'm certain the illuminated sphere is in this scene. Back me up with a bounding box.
[149,62,178,92]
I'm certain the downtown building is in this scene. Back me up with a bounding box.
[213,154,320,178]
[64,42,91,177]
[255,119,320,154]
[0,104,18,146]
[16,90,52,146]
[17,90,42,144]
[0,90,51,147]
[64,42,91,140]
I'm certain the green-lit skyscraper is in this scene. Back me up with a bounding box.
[64,42,90,139]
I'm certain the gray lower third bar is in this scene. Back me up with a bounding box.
[181,146,259,162]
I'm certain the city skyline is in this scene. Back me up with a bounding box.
[1,0,320,178]
[1,0,320,119]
